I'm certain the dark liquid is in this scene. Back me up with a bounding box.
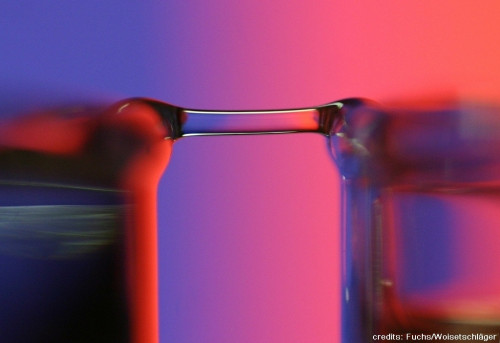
[0,155,131,343]
[0,187,129,343]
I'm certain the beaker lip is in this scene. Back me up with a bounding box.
[330,98,500,185]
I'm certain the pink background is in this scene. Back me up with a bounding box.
[2,1,500,342]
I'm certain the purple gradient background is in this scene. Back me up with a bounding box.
[3,1,500,342]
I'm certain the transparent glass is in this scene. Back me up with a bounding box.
[330,99,500,342]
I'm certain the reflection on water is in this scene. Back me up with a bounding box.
[0,204,122,259]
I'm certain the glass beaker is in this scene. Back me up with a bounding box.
[0,101,172,343]
[330,99,500,342]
